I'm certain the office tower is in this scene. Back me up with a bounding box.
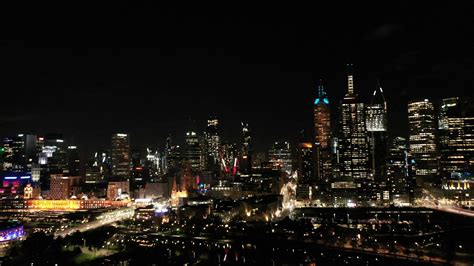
[205,117,220,166]
[338,64,369,181]
[408,99,438,185]
[164,135,182,175]
[2,134,37,172]
[185,130,202,172]
[313,80,332,181]
[240,122,253,174]
[386,137,417,204]
[220,141,239,175]
[111,133,131,177]
[439,97,474,179]
[43,134,67,174]
[297,142,314,183]
[145,148,161,177]
[296,142,314,200]
[85,150,110,184]
[131,148,145,187]
[268,141,292,175]
[366,82,388,181]
[66,146,80,176]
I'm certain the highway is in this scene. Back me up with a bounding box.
[55,207,134,238]
[421,189,474,217]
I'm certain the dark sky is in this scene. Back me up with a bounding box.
[1,3,474,155]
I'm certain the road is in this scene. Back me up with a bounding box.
[421,190,474,217]
[55,207,134,238]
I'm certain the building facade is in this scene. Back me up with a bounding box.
[408,99,438,185]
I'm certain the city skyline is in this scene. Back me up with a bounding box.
[0,4,474,265]
[1,4,474,153]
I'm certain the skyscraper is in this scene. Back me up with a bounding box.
[220,141,238,175]
[2,134,37,172]
[296,142,314,200]
[240,122,252,174]
[386,137,417,204]
[338,64,369,181]
[366,81,388,181]
[185,130,202,172]
[313,80,332,182]
[297,142,314,183]
[111,133,131,178]
[268,141,292,175]
[408,99,438,185]
[66,145,80,176]
[438,97,474,179]
[205,117,220,166]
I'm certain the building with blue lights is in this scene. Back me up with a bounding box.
[313,80,332,182]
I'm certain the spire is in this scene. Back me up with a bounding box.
[317,79,327,98]
[314,79,329,105]
[347,63,354,95]
[371,79,387,109]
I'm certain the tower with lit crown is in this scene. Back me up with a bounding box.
[313,80,332,181]
[366,81,388,181]
[338,64,369,181]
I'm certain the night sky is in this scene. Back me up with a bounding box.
[1,3,474,155]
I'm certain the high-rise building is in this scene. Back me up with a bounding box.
[313,80,331,149]
[185,131,202,172]
[85,150,110,184]
[66,146,80,176]
[408,99,438,185]
[111,133,131,178]
[338,64,369,181]
[439,97,474,179]
[366,82,388,181]
[43,134,67,174]
[313,80,332,182]
[296,142,314,200]
[386,137,417,204]
[240,122,253,174]
[131,148,145,188]
[205,117,220,166]
[268,141,292,175]
[297,142,314,184]
[2,134,37,172]
[163,135,182,175]
[220,141,239,175]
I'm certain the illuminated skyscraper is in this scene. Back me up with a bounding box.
[2,134,37,172]
[111,133,131,177]
[240,122,253,174]
[438,97,474,179]
[366,81,388,181]
[220,141,238,175]
[205,117,220,166]
[313,80,331,148]
[338,64,369,181]
[313,80,332,182]
[185,130,202,172]
[408,99,438,184]
[268,141,292,175]
[386,137,417,204]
